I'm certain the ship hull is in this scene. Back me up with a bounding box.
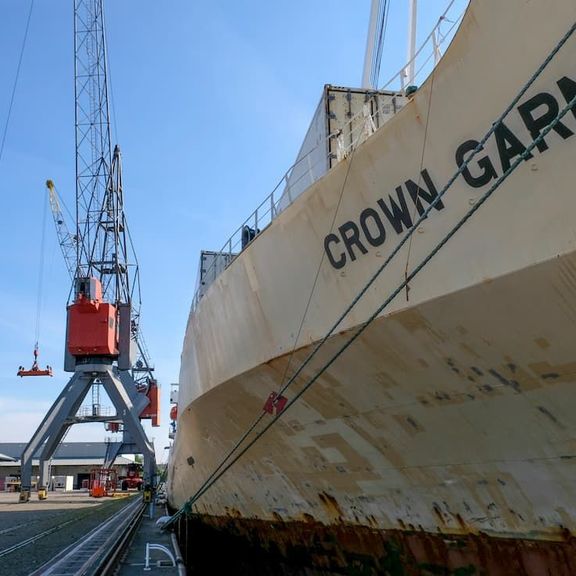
[168,0,576,572]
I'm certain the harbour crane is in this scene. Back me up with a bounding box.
[46,178,157,392]
[19,0,159,501]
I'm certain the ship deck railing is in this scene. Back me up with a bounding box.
[192,3,465,311]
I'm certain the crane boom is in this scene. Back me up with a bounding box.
[46,179,77,282]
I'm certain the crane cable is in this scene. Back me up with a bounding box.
[34,191,49,356]
[0,0,35,168]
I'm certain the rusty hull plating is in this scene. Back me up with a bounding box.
[174,511,576,575]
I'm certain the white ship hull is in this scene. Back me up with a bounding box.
[167,0,576,572]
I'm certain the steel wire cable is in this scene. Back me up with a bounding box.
[403,66,437,299]
[0,0,35,168]
[34,191,49,349]
[371,0,390,88]
[163,19,576,529]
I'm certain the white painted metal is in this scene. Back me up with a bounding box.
[170,384,179,404]
[168,0,576,542]
[432,29,441,65]
[362,0,380,88]
[405,0,418,86]
[51,475,74,490]
[196,250,235,301]
[144,543,176,570]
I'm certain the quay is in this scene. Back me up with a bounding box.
[0,491,185,575]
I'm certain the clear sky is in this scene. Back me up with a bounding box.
[0,0,468,465]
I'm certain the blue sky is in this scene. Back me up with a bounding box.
[0,1,468,464]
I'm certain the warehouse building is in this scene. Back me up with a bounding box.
[0,442,138,491]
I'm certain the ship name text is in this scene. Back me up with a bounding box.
[456,76,576,188]
[324,169,444,270]
[324,75,576,270]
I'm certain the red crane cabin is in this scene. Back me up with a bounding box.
[67,277,118,357]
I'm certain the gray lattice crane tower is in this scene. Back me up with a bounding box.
[19,0,158,501]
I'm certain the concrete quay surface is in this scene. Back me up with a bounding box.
[115,503,185,575]
[0,490,185,575]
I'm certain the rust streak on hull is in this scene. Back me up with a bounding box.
[174,512,576,575]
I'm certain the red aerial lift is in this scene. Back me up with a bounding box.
[90,468,117,498]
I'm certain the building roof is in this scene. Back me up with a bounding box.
[0,442,136,462]
[0,457,134,468]
[0,452,15,462]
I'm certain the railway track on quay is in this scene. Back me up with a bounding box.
[0,492,143,576]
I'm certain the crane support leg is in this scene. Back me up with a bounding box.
[20,371,90,499]
[102,441,123,470]
[39,423,72,490]
[19,361,156,502]
[100,367,156,486]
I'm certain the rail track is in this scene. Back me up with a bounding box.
[30,496,145,575]
[0,493,141,576]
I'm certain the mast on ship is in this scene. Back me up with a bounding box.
[406,0,417,86]
[362,0,419,89]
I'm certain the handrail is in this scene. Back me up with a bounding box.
[191,3,466,311]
